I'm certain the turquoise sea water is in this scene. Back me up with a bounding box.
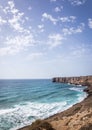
[0,79,87,130]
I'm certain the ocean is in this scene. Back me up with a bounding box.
[0,79,87,130]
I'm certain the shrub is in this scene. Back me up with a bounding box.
[79,123,92,130]
[29,119,55,130]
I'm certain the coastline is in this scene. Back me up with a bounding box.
[18,76,92,130]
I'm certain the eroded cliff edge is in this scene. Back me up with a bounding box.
[52,75,92,86]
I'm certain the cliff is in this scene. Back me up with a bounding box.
[52,75,92,86]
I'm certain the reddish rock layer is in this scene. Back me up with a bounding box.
[52,76,92,85]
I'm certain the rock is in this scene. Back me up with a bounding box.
[52,76,92,86]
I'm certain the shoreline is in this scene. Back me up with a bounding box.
[46,76,92,130]
[46,83,90,120]
[19,76,92,130]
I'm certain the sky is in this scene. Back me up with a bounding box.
[0,0,92,79]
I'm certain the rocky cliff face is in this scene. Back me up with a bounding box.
[52,76,92,86]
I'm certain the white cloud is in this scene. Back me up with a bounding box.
[38,24,44,29]
[69,0,87,6]
[59,16,76,22]
[42,13,57,25]
[54,6,63,12]
[88,18,92,29]
[0,46,11,56]
[42,13,76,25]
[8,12,24,32]
[50,0,57,2]
[48,33,64,48]
[8,1,15,9]
[0,33,35,56]
[26,52,44,61]
[2,1,19,15]
[28,6,32,10]
[62,23,85,35]
[60,5,63,9]
[72,48,85,57]
[6,34,34,47]
[55,7,61,12]
[25,17,30,21]
[38,24,44,32]
[7,1,25,32]
[70,45,87,58]
[0,1,38,56]
[0,16,7,25]
[0,1,28,32]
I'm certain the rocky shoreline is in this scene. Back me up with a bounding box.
[19,76,92,130]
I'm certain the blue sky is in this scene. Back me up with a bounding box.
[0,0,92,79]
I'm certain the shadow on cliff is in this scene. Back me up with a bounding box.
[80,123,92,130]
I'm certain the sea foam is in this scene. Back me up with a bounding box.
[0,80,87,130]
[0,101,67,130]
[69,87,83,92]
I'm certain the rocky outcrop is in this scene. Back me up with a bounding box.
[52,76,92,86]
